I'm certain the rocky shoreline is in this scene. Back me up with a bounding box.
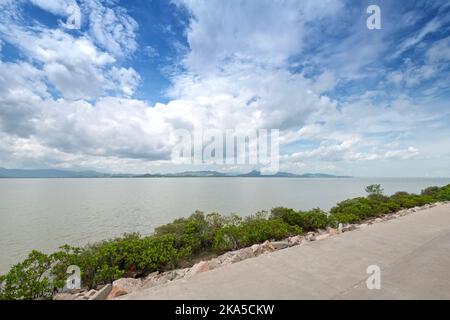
[54,201,449,300]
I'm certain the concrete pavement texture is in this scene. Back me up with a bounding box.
[120,203,450,300]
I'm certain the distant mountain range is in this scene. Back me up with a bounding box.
[0,168,352,179]
[0,168,128,178]
[135,170,352,178]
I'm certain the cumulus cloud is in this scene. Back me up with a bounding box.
[179,0,344,73]
[0,61,46,137]
[83,0,138,56]
[29,0,138,56]
[108,67,141,97]
[0,21,142,100]
[0,0,448,176]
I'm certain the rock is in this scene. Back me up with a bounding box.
[305,232,316,241]
[53,293,77,300]
[89,284,112,300]
[217,252,234,265]
[359,223,368,229]
[140,275,170,290]
[163,270,178,281]
[185,261,210,278]
[207,259,222,270]
[327,227,338,236]
[374,218,383,223]
[341,224,356,232]
[174,268,190,279]
[250,241,275,255]
[338,223,343,234]
[270,241,290,250]
[287,235,303,246]
[233,247,255,261]
[315,233,330,241]
[260,240,275,253]
[86,289,97,297]
[71,290,95,300]
[250,244,262,255]
[107,278,142,299]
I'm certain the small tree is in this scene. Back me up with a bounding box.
[0,251,55,300]
[365,184,384,196]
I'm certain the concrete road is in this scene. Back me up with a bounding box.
[121,203,450,300]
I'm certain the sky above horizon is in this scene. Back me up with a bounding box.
[0,0,449,177]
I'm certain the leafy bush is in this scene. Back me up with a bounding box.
[270,207,303,227]
[271,207,328,231]
[365,184,384,195]
[155,211,230,255]
[421,186,440,197]
[389,192,433,208]
[0,251,56,300]
[50,233,180,289]
[213,213,300,252]
[330,197,385,220]
[328,212,361,226]
[296,209,329,231]
[436,184,450,201]
[270,207,298,223]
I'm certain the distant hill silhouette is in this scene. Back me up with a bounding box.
[0,168,352,179]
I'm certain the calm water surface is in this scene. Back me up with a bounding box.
[1,177,450,273]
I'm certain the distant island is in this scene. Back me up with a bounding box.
[0,167,352,179]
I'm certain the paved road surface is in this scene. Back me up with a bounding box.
[121,203,450,300]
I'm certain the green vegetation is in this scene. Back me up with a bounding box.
[270,207,328,231]
[1,183,449,300]
[365,184,384,195]
[213,212,301,251]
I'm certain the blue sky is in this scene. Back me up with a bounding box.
[0,0,449,177]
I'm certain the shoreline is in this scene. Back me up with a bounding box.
[120,201,450,300]
[3,177,450,275]
[56,200,450,300]
[2,182,450,300]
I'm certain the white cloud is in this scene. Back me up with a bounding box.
[284,137,361,162]
[0,61,46,137]
[29,0,138,56]
[179,0,343,73]
[0,0,447,176]
[144,45,159,59]
[83,0,138,56]
[108,67,141,97]
[426,36,450,63]
[0,20,143,100]
[30,0,78,16]
[393,17,442,58]
[384,147,419,160]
